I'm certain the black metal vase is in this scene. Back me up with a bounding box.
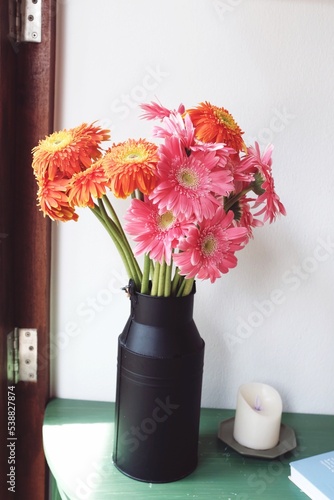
[113,283,205,483]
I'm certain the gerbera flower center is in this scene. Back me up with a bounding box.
[201,234,218,256]
[158,211,175,230]
[214,108,237,131]
[177,167,199,189]
[43,130,73,152]
[124,147,148,163]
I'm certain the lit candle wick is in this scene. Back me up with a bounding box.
[254,395,262,411]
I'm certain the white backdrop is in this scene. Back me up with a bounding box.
[50,0,334,414]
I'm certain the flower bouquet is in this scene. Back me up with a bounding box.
[33,100,286,482]
[32,101,286,297]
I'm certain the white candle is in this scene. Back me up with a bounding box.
[233,382,282,450]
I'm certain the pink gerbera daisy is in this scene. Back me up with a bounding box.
[124,198,192,265]
[152,112,195,150]
[253,175,287,223]
[173,209,249,283]
[150,136,234,221]
[245,142,286,223]
[140,101,185,120]
[237,197,263,237]
[228,151,257,184]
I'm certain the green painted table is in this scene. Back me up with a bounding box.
[43,399,334,499]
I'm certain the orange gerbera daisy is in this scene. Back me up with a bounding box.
[187,102,246,152]
[37,176,78,222]
[32,123,110,181]
[67,159,110,208]
[103,139,159,198]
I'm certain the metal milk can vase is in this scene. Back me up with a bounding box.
[113,283,205,483]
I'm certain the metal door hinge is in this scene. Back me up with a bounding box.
[9,0,42,44]
[7,328,38,384]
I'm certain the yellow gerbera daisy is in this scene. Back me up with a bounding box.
[102,139,159,198]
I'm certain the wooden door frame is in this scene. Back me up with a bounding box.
[0,1,56,498]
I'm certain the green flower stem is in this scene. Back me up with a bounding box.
[176,278,186,297]
[181,277,195,297]
[135,189,144,201]
[151,262,160,296]
[171,267,182,296]
[176,277,194,297]
[150,260,155,280]
[92,201,141,290]
[141,254,151,294]
[164,263,172,297]
[157,260,166,297]
[90,205,132,279]
[224,187,252,212]
[102,195,143,283]
[102,194,122,231]
[100,197,142,285]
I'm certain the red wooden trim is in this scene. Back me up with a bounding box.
[0,1,56,498]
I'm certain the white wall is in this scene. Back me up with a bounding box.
[51,0,334,415]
